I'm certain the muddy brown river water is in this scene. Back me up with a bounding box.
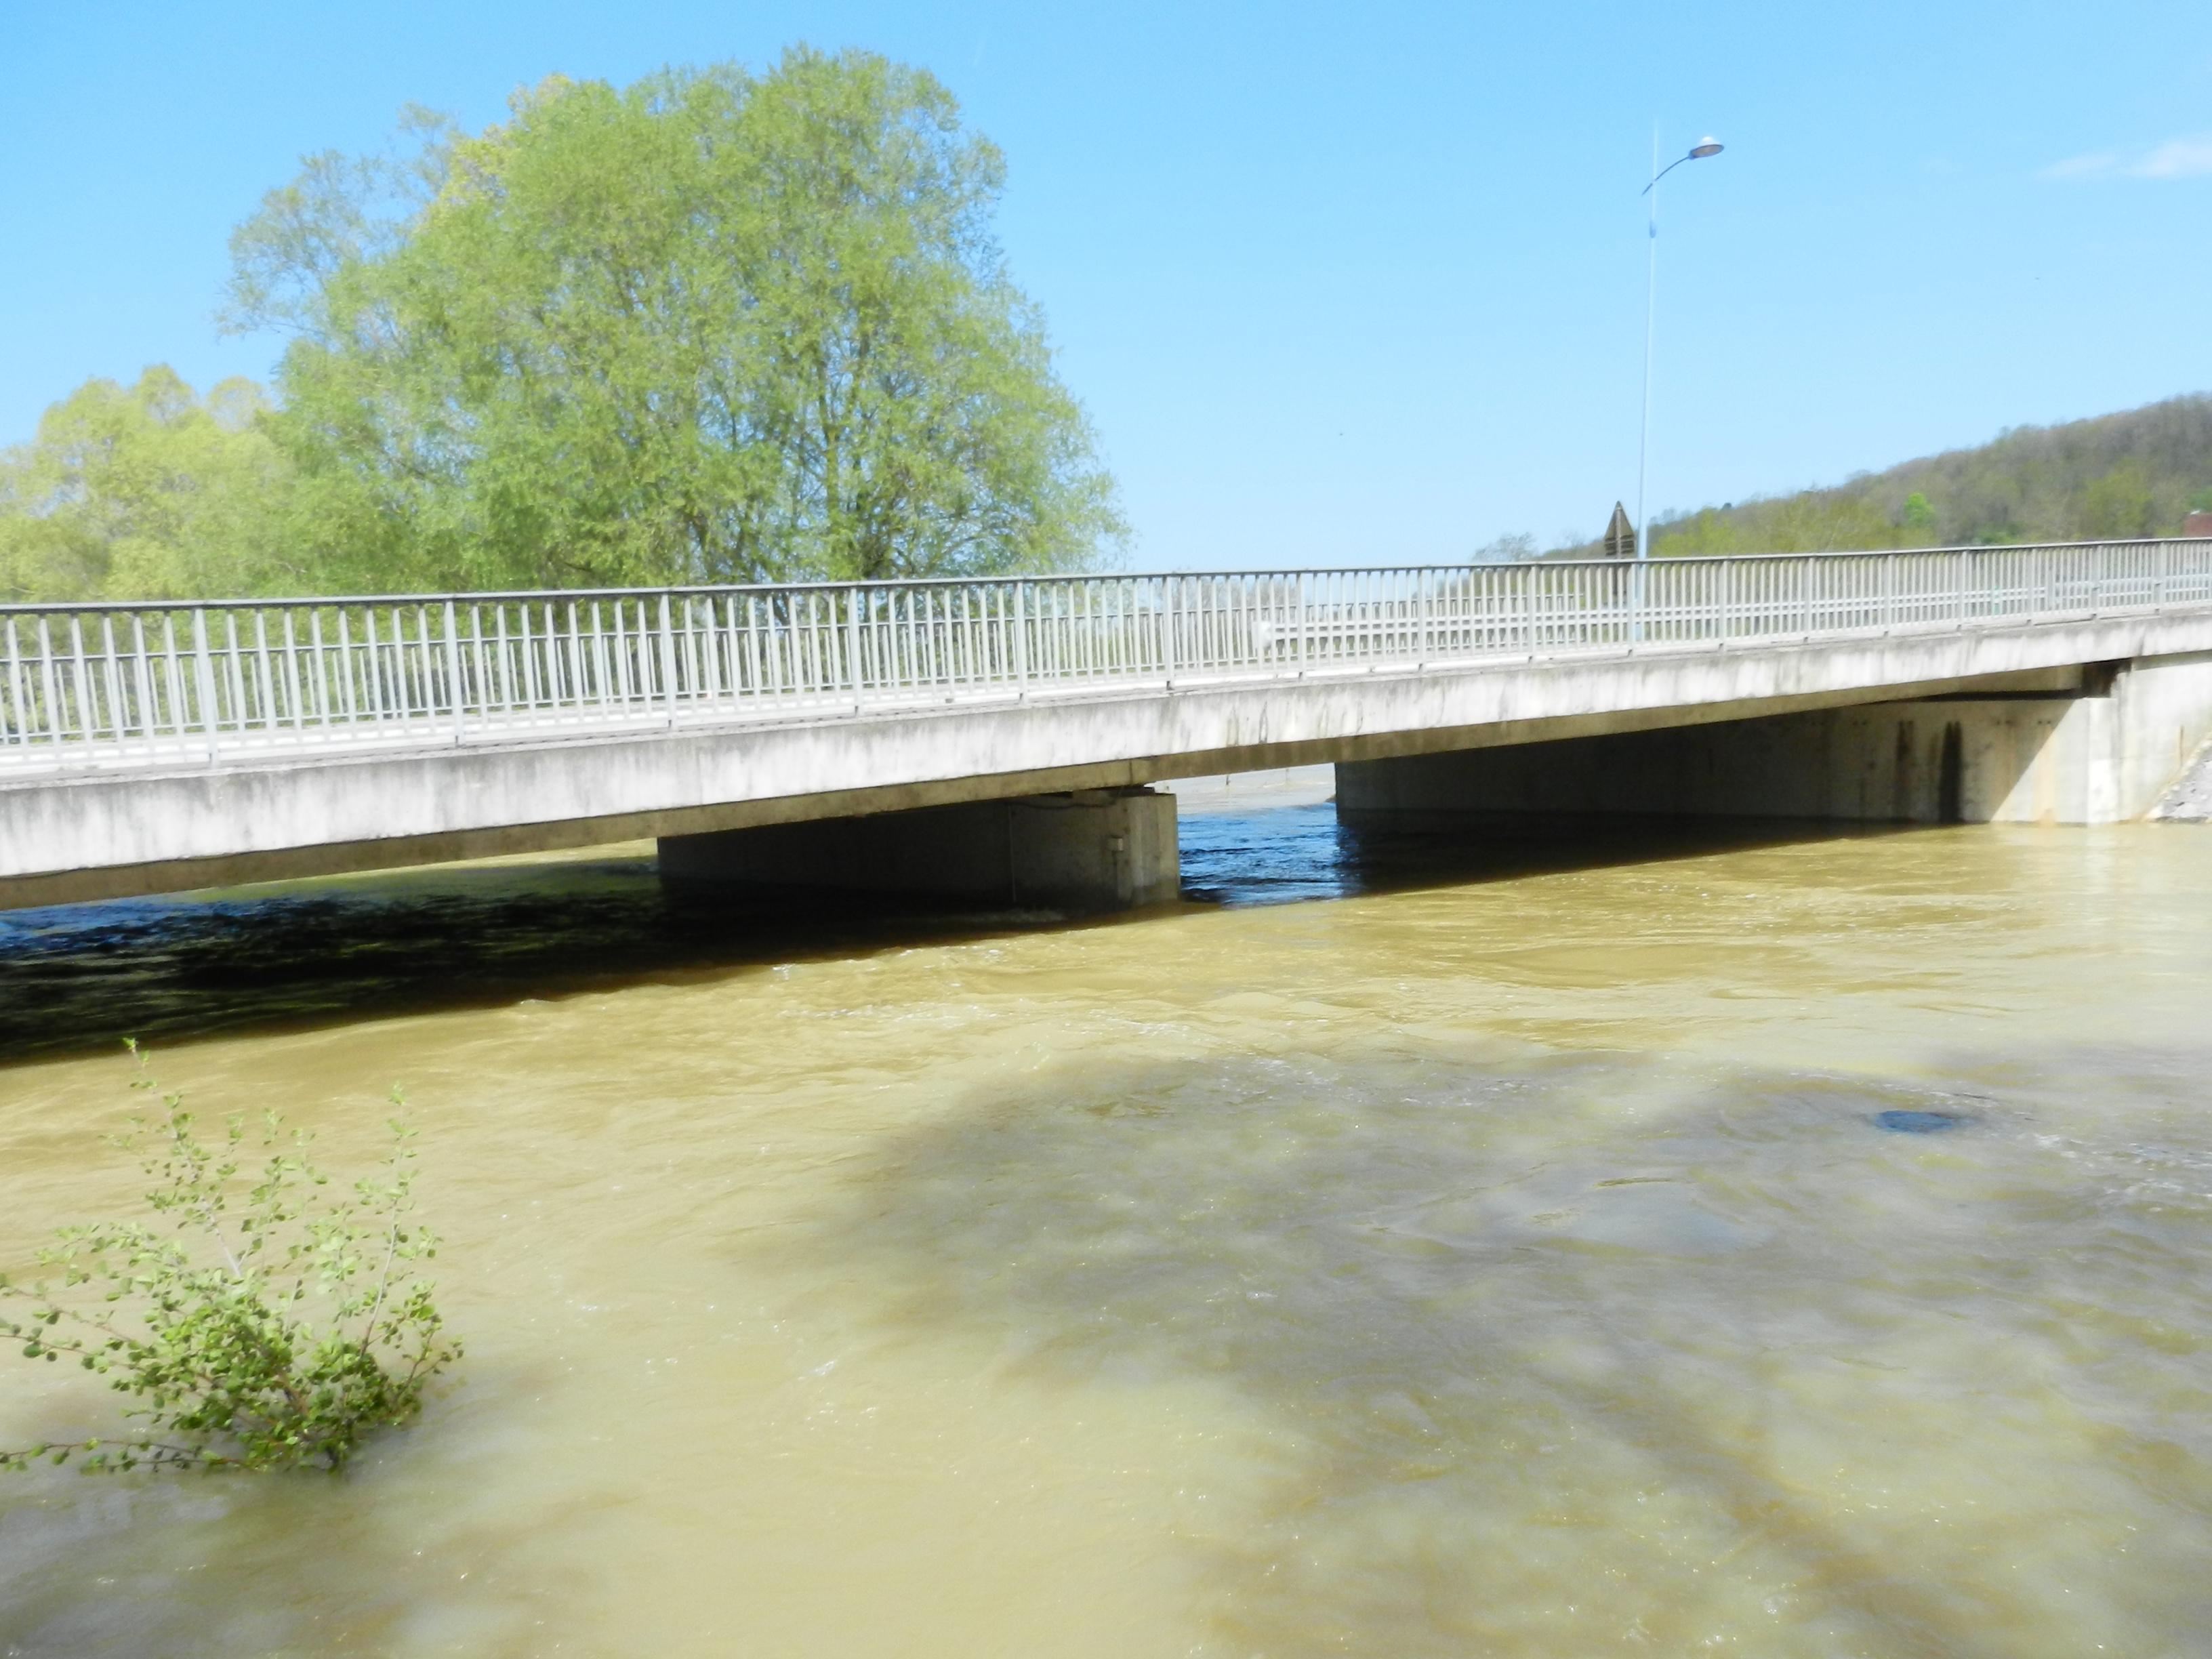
[1,804,2209,1656]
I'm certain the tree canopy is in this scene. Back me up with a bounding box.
[0,49,1122,603]
[230,49,1124,591]
[0,368,298,602]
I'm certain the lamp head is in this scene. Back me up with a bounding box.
[1688,138,1724,159]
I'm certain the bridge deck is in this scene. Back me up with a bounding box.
[7,541,2211,783]
[7,541,2212,908]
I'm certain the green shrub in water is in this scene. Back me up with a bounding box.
[0,1047,459,1473]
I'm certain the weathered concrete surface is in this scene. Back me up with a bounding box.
[1338,651,2212,826]
[2112,653,2212,817]
[2156,739,2212,819]
[8,611,2212,908]
[659,788,1179,912]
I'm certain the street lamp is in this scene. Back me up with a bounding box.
[1635,134,1724,565]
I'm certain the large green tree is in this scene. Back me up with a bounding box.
[0,368,299,602]
[228,50,1124,591]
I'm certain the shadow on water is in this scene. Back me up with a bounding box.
[0,806,1912,1063]
[3,856,2206,1654]
[7,1039,2196,1656]
[756,1043,2205,1656]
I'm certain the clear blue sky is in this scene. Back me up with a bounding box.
[5,1,2209,571]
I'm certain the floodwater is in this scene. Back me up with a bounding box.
[1,800,2209,1656]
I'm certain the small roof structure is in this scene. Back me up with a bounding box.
[2185,510,2212,538]
[1602,502,1637,559]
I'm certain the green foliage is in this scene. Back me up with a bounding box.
[1651,489,1901,558]
[0,369,302,603]
[0,1050,458,1474]
[228,49,1124,591]
[220,105,457,343]
[2078,461,2158,539]
[1647,394,2212,557]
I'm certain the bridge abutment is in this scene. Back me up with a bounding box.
[657,787,1180,912]
[1336,652,2212,827]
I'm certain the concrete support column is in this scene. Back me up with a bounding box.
[658,787,1179,912]
[2111,650,2212,813]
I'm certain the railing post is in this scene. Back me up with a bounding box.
[66,616,95,743]
[3,618,26,751]
[34,617,63,747]
[1160,579,1175,680]
[443,600,467,739]
[1012,581,1029,690]
[660,593,683,716]
[844,588,864,699]
[188,608,222,763]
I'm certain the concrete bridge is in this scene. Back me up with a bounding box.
[5,539,2212,912]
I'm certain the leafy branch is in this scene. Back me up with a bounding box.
[0,1045,461,1475]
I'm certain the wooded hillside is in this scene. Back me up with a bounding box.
[1643,394,2212,558]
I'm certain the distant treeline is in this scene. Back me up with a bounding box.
[1639,395,2212,558]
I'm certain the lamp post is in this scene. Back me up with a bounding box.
[1635,133,1723,567]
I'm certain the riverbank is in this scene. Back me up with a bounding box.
[1161,764,1336,813]
[2155,736,2212,819]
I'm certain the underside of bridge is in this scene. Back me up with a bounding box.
[1338,651,2212,828]
[655,652,2212,914]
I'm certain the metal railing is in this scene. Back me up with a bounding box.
[5,539,2211,779]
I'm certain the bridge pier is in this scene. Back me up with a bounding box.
[657,787,1180,912]
[1337,652,2212,827]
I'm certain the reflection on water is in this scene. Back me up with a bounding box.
[2,806,2210,1656]
[0,805,1453,1056]
[0,807,1876,1060]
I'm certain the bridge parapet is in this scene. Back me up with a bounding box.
[7,540,2212,781]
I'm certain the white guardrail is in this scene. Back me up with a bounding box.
[5,540,2212,778]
